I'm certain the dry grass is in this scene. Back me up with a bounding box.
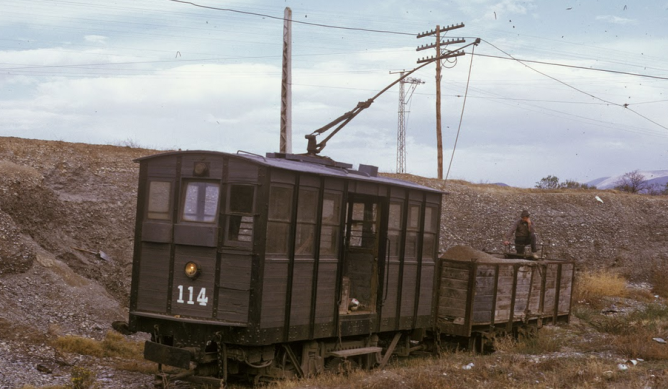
[51,331,155,374]
[260,350,667,389]
[492,330,563,355]
[52,331,143,360]
[573,269,628,307]
[651,257,668,298]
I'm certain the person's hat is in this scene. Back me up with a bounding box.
[521,210,530,218]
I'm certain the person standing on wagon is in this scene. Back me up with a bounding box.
[503,210,539,259]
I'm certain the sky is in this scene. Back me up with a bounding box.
[1,0,667,187]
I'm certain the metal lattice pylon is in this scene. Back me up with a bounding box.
[393,71,424,173]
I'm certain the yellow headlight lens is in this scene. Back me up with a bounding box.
[184,262,200,279]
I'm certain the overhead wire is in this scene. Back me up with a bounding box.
[470,52,668,82]
[445,44,476,185]
[167,0,415,36]
[438,78,667,139]
[480,39,668,132]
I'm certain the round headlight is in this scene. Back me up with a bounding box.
[184,261,200,279]
[194,162,208,176]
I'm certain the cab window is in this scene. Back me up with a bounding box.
[295,188,318,256]
[387,202,403,258]
[226,184,255,245]
[405,204,421,259]
[422,205,438,260]
[320,192,342,257]
[147,180,172,220]
[181,181,220,223]
[266,185,293,255]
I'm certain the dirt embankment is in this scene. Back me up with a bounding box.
[0,136,667,387]
[390,173,668,279]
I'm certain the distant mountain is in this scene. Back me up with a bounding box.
[586,170,668,190]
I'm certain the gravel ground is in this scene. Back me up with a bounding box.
[1,136,667,388]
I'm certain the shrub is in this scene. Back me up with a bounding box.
[535,175,560,189]
[614,170,648,193]
[573,269,627,306]
[69,367,98,389]
[535,175,596,190]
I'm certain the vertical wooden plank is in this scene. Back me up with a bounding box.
[290,259,314,326]
[217,253,252,323]
[137,243,171,312]
[260,259,289,328]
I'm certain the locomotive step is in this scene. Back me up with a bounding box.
[327,346,383,358]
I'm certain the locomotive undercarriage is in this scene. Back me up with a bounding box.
[146,329,428,387]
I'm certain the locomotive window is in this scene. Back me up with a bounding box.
[320,192,341,257]
[181,181,220,223]
[147,181,171,220]
[266,185,293,255]
[387,202,403,257]
[349,202,377,249]
[229,185,254,213]
[226,184,255,245]
[408,204,421,230]
[405,203,421,259]
[268,186,293,221]
[424,206,438,233]
[295,188,318,256]
[422,205,438,260]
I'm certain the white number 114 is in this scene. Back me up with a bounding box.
[176,285,208,306]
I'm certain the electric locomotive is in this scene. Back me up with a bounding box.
[128,150,442,385]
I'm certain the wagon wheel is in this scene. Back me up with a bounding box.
[481,331,500,353]
[516,323,539,340]
[467,334,485,354]
[325,357,358,375]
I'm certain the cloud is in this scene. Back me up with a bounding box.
[595,15,637,25]
[84,35,108,44]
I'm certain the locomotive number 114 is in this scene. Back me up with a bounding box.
[176,285,209,306]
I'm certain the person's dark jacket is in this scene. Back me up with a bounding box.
[505,219,535,241]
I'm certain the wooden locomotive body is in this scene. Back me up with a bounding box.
[128,150,442,384]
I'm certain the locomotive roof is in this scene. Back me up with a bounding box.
[135,150,442,194]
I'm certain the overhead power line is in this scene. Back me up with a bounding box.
[471,52,668,82]
[168,0,415,35]
[481,39,668,132]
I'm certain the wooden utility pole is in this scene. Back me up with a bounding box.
[279,7,292,153]
[435,26,443,179]
[416,23,465,179]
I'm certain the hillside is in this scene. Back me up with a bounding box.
[1,136,667,387]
